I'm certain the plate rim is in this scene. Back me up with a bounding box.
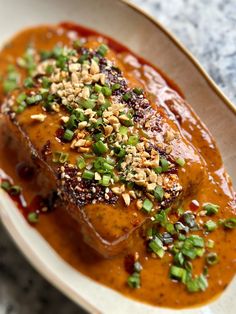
[0,0,235,313]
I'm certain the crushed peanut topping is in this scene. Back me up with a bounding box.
[4,39,185,211]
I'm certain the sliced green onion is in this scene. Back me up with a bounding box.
[174,252,185,266]
[94,83,102,93]
[97,44,109,57]
[127,272,140,288]
[45,64,54,74]
[0,181,11,190]
[52,152,69,163]
[26,94,43,105]
[101,86,112,97]
[27,212,39,224]
[78,53,89,64]
[154,185,164,202]
[133,87,143,95]
[206,252,219,266]
[127,135,139,146]
[63,129,74,141]
[82,170,95,180]
[74,109,86,122]
[177,207,184,217]
[3,66,20,93]
[93,140,108,155]
[154,166,162,174]
[66,114,78,130]
[170,265,186,281]
[23,77,34,88]
[119,126,128,135]
[188,235,204,248]
[40,50,53,60]
[123,92,132,101]
[80,98,96,109]
[175,157,185,167]
[42,77,51,88]
[149,237,165,258]
[83,153,95,159]
[112,83,121,91]
[204,220,217,232]
[221,217,236,229]
[187,275,208,292]
[100,174,111,186]
[206,239,215,248]
[1,182,21,195]
[203,203,219,215]
[73,39,82,49]
[76,157,86,170]
[160,158,169,172]
[142,198,153,213]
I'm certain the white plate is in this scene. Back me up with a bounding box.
[0,0,235,313]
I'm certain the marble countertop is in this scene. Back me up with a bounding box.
[0,1,235,314]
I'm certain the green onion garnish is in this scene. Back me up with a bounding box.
[127,272,140,288]
[203,203,219,215]
[187,274,208,292]
[220,217,236,229]
[127,135,139,146]
[175,157,185,167]
[206,239,215,248]
[93,140,108,155]
[149,237,165,258]
[170,265,187,281]
[101,86,112,97]
[119,126,128,136]
[1,181,22,195]
[63,129,74,141]
[26,94,43,105]
[154,166,162,174]
[76,157,86,170]
[100,174,111,186]
[123,92,132,101]
[97,44,109,57]
[112,83,121,91]
[204,220,217,232]
[154,185,164,202]
[94,83,102,93]
[133,87,143,95]
[82,170,95,180]
[52,152,69,163]
[66,114,78,130]
[160,158,169,172]
[142,198,153,213]
[206,252,219,266]
[80,98,96,109]
[24,77,34,88]
[27,212,39,224]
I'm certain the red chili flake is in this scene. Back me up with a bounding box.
[189,199,199,211]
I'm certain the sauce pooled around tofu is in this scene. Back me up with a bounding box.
[0,23,235,309]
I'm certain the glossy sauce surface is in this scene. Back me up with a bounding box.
[0,24,235,308]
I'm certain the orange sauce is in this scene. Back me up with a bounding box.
[0,23,235,309]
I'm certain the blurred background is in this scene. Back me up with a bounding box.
[0,0,235,313]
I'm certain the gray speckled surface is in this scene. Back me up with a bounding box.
[0,1,235,314]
